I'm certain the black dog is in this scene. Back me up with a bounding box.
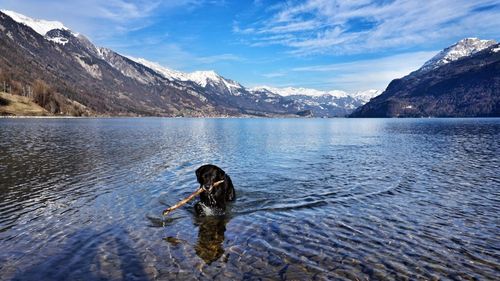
[194,164,235,216]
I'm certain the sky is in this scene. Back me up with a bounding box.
[0,0,499,92]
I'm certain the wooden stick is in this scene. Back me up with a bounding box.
[162,180,224,216]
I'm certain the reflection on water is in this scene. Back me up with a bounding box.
[0,118,499,280]
[193,216,230,264]
[165,215,230,265]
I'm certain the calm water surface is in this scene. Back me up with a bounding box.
[0,118,499,280]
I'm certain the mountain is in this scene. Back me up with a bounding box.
[418,38,496,73]
[0,10,219,116]
[350,38,500,118]
[249,86,381,117]
[249,86,349,98]
[126,56,381,117]
[0,10,377,117]
[1,10,70,36]
[351,89,382,103]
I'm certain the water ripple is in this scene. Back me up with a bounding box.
[0,118,499,280]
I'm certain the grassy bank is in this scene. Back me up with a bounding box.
[0,92,50,116]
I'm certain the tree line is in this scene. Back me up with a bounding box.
[0,69,90,116]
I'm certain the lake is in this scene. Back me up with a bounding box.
[0,118,499,280]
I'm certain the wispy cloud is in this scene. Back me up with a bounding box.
[261,71,286,78]
[92,0,225,22]
[119,41,243,72]
[235,0,500,55]
[96,0,161,22]
[196,53,242,64]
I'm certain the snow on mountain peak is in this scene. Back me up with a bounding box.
[126,56,190,81]
[250,86,382,103]
[251,86,348,98]
[126,55,377,101]
[420,37,497,72]
[125,57,243,91]
[188,70,221,87]
[351,89,382,103]
[1,10,70,36]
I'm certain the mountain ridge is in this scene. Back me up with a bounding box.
[418,38,496,73]
[0,9,380,117]
[1,9,71,36]
[350,41,500,118]
[3,10,496,118]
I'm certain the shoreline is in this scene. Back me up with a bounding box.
[1,115,499,119]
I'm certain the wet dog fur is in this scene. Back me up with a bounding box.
[194,164,235,216]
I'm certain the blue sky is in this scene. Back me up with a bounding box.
[0,0,499,92]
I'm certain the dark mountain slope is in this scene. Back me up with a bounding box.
[351,44,500,117]
[0,12,219,116]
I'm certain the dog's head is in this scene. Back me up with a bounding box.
[195,164,226,192]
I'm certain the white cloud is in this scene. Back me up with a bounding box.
[236,0,500,55]
[261,71,286,78]
[96,0,161,22]
[120,42,243,72]
[196,54,242,64]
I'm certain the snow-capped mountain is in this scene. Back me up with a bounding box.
[1,9,78,46]
[352,39,500,118]
[0,9,70,36]
[249,86,349,98]
[351,89,382,103]
[126,57,191,82]
[125,56,380,116]
[249,86,380,102]
[419,38,496,72]
[251,86,379,105]
[126,57,247,95]
[248,87,380,117]
[0,9,379,117]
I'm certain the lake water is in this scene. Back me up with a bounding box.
[0,118,499,280]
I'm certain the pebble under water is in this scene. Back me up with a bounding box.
[0,118,499,280]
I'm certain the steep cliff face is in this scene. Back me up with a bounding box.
[351,40,500,118]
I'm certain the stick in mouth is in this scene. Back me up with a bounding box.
[162,180,224,216]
